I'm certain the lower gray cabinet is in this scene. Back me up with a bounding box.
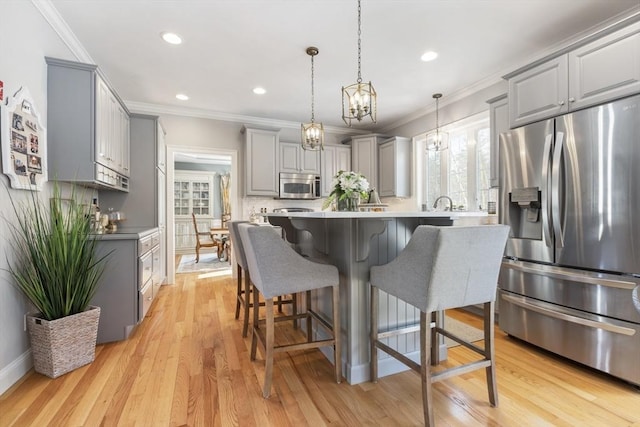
[91,228,159,344]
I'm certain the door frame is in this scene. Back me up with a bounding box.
[166,144,239,284]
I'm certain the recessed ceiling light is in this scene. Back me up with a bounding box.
[176,93,189,101]
[161,32,182,45]
[253,87,266,95]
[421,51,438,62]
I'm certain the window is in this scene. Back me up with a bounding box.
[419,111,490,211]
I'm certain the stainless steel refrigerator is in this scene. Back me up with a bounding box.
[498,93,640,387]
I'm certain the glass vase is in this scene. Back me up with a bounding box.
[338,194,360,212]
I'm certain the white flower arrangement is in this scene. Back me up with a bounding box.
[322,170,370,210]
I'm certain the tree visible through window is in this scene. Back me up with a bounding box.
[420,111,490,211]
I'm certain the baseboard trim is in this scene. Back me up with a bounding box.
[0,349,32,395]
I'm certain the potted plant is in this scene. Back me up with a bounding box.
[3,183,110,378]
[322,170,370,211]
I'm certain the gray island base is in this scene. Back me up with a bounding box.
[266,211,486,385]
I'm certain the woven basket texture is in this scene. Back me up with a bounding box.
[26,306,100,379]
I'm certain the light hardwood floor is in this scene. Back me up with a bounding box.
[1,271,639,426]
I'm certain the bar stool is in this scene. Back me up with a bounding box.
[238,223,342,398]
[228,221,252,337]
[229,221,298,337]
[370,225,509,426]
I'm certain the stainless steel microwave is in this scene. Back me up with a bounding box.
[278,172,321,199]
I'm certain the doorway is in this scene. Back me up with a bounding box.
[166,145,239,284]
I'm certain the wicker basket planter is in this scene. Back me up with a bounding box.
[26,306,101,378]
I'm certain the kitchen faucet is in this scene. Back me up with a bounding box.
[433,195,453,211]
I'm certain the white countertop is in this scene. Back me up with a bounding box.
[265,210,487,219]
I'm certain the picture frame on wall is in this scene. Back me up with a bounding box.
[1,86,47,191]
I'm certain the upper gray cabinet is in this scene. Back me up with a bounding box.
[46,57,130,191]
[245,127,279,196]
[279,141,321,175]
[506,21,640,128]
[321,144,351,197]
[378,137,411,198]
[349,134,388,191]
[487,94,508,188]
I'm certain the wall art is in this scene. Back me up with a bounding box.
[1,86,47,191]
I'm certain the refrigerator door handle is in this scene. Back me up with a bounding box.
[501,293,636,336]
[541,133,554,247]
[551,131,565,248]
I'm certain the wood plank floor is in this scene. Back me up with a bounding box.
[1,270,639,426]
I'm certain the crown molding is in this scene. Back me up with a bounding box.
[125,101,368,136]
[32,0,94,64]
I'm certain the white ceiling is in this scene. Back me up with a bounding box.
[48,0,640,133]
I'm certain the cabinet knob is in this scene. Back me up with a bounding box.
[558,100,565,106]
[568,97,575,103]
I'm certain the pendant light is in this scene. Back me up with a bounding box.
[426,93,448,151]
[341,0,376,126]
[301,46,324,151]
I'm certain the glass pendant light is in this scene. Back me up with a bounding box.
[341,0,376,126]
[426,93,449,151]
[301,46,324,151]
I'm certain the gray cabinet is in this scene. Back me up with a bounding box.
[507,22,640,128]
[46,57,130,191]
[487,94,509,188]
[245,128,279,196]
[321,145,351,197]
[279,141,321,174]
[349,134,388,191]
[91,228,159,343]
[378,137,411,198]
[99,114,167,285]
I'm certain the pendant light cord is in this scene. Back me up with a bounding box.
[311,53,316,123]
[357,0,362,84]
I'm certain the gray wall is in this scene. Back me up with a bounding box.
[0,1,87,393]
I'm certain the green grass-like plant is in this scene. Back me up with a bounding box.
[5,183,110,321]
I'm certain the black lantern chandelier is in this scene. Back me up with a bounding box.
[301,46,324,151]
[341,0,376,126]
[426,93,449,151]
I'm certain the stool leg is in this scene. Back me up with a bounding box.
[421,311,435,427]
[485,301,499,407]
[332,284,342,384]
[250,284,260,361]
[370,285,379,383]
[292,293,298,330]
[242,270,252,338]
[263,298,275,398]
[430,311,441,366]
[277,295,283,313]
[235,264,242,319]
[306,290,312,342]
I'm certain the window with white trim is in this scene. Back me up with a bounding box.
[418,111,490,211]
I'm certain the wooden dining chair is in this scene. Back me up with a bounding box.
[191,212,219,263]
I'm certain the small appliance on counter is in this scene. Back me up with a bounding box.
[105,208,125,232]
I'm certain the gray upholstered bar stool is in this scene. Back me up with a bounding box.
[228,220,252,337]
[370,224,509,426]
[238,223,342,398]
[229,221,297,337]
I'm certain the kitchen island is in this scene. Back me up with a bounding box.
[266,210,486,384]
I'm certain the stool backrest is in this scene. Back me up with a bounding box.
[382,225,509,313]
[229,221,250,269]
[237,223,289,297]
